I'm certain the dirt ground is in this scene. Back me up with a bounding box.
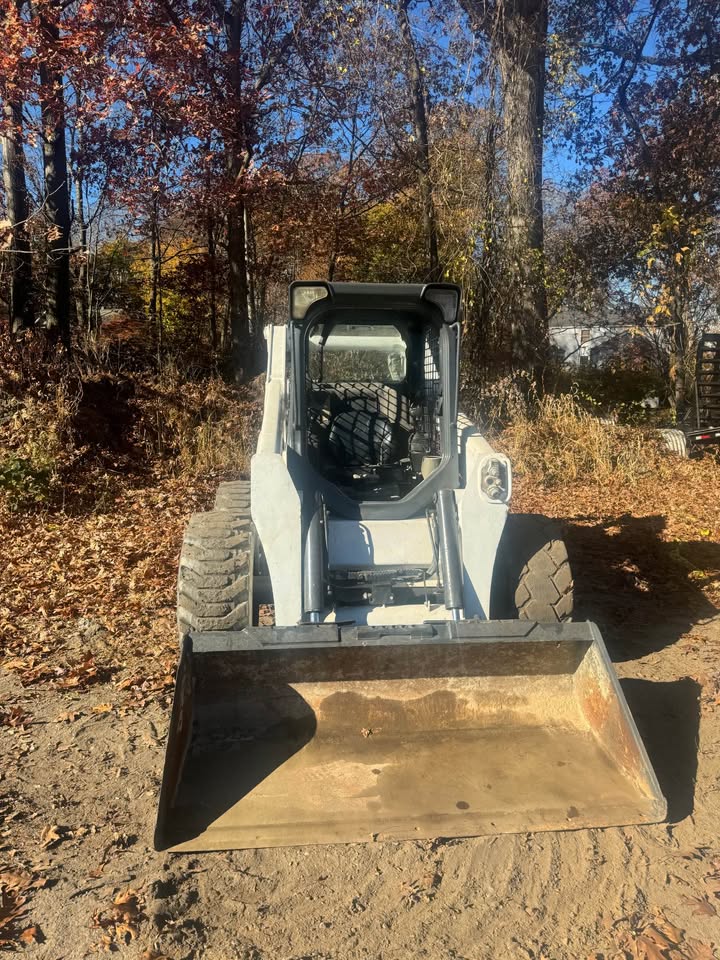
[2,463,720,960]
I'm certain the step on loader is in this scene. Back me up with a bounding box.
[155,282,666,852]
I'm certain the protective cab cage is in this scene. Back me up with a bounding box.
[286,281,462,522]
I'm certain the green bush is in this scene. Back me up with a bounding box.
[0,454,53,510]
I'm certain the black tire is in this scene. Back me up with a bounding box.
[214,479,269,577]
[491,514,574,622]
[214,479,251,512]
[176,509,254,640]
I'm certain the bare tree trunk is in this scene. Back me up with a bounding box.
[222,300,230,350]
[669,322,686,412]
[73,168,89,329]
[496,0,548,376]
[37,4,72,351]
[668,263,692,415]
[398,0,440,282]
[1,99,34,333]
[226,193,249,373]
[244,202,257,341]
[225,0,251,377]
[148,202,162,357]
[328,111,360,281]
[207,216,218,352]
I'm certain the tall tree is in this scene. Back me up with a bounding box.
[1,98,34,332]
[460,0,548,375]
[34,0,72,348]
[496,0,548,374]
[214,0,322,374]
[551,0,720,408]
[398,0,441,282]
[1,0,35,333]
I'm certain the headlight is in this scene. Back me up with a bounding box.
[290,283,329,320]
[480,457,510,502]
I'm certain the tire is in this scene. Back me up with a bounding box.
[214,479,269,577]
[657,428,688,458]
[176,509,254,641]
[491,514,574,622]
[214,479,251,512]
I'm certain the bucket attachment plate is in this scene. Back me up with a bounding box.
[154,621,666,852]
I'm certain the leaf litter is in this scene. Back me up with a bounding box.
[93,888,145,950]
[613,912,717,960]
[1,431,720,957]
[0,871,47,948]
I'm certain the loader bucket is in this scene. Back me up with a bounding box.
[154,621,666,852]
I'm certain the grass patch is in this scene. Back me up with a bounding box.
[497,393,667,487]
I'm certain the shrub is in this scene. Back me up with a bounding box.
[497,392,666,487]
[0,453,53,510]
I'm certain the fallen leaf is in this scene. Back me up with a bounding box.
[92,703,113,714]
[40,824,67,848]
[0,871,43,947]
[651,917,684,945]
[19,925,40,944]
[0,706,31,728]
[94,887,145,946]
[113,888,142,920]
[55,710,82,722]
[681,939,717,960]
[682,896,717,917]
[634,935,668,960]
[115,921,136,941]
[643,925,676,950]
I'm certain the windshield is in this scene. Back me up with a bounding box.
[308,323,407,383]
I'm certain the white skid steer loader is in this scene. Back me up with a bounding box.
[155,282,666,852]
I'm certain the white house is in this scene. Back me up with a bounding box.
[549,305,637,366]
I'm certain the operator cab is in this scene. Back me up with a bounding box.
[290,281,461,507]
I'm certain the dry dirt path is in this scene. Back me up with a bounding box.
[2,485,720,959]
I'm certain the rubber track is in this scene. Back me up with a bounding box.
[177,509,253,638]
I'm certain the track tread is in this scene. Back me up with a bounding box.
[214,480,252,512]
[177,507,254,639]
[493,514,574,623]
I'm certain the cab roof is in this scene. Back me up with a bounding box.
[290,281,461,326]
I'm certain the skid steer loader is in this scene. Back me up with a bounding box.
[155,282,666,852]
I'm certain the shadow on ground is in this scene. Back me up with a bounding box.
[566,514,720,660]
[620,677,700,822]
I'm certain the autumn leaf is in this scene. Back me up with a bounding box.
[40,824,68,848]
[649,917,684,946]
[681,896,717,917]
[642,925,676,950]
[19,925,41,944]
[0,706,31,728]
[633,934,668,960]
[55,710,82,722]
[113,888,142,921]
[94,888,146,946]
[681,940,717,960]
[0,872,44,947]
